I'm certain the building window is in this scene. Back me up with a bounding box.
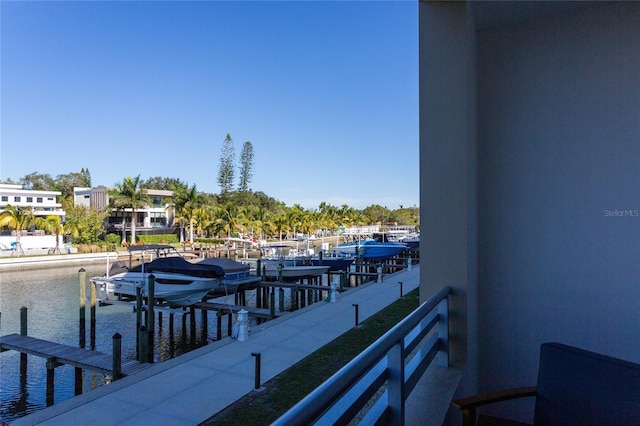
[27,197,33,203]
[14,196,21,202]
[1,196,7,202]
[150,212,167,227]
[151,196,164,207]
[37,197,43,203]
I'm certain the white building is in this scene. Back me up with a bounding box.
[0,183,64,218]
[0,183,64,253]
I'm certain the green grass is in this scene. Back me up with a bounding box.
[201,289,420,426]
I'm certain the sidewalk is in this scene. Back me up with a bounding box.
[12,267,423,426]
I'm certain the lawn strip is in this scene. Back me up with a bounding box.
[202,289,420,426]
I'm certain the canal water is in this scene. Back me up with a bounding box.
[0,264,255,423]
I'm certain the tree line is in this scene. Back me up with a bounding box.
[1,136,418,249]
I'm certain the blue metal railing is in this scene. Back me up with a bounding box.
[272,286,451,426]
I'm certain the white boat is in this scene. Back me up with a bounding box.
[91,245,224,307]
[261,261,330,279]
[248,245,330,279]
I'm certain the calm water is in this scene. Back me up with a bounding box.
[0,264,254,423]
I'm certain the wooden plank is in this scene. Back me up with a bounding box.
[0,333,148,376]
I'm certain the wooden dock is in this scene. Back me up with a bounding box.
[0,333,149,377]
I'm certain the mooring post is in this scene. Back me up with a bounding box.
[46,357,57,406]
[90,280,97,350]
[138,325,148,363]
[270,290,275,319]
[20,306,27,336]
[112,332,122,379]
[251,352,262,390]
[190,306,197,345]
[407,256,412,271]
[136,287,142,360]
[377,266,383,283]
[352,303,359,327]
[79,268,86,349]
[20,306,28,385]
[147,275,155,364]
[279,287,285,312]
[201,309,208,342]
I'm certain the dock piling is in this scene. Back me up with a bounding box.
[90,283,97,351]
[147,275,155,363]
[79,269,86,349]
[112,332,122,379]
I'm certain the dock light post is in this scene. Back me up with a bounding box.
[236,309,249,341]
[326,282,337,303]
[352,304,359,327]
[251,352,262,390]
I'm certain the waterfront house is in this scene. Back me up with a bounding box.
[73,186,177,239]
[419,1,639,423]
[0,183,64,253]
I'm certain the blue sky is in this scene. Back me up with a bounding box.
[1,1,418,210]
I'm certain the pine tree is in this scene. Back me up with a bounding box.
[238,141,254,192]
[218,134,235,193]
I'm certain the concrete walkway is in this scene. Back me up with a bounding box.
[12,267,425,425]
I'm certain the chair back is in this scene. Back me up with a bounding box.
[534,342,640,425]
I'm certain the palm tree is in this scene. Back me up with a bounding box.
[0,205,35,256]
[109,176,150,244]
[39,215,65,254]
[170,182,190,243]
[183,185,202,246]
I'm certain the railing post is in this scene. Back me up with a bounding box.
[387,342,405,425]
[438,296,449,367]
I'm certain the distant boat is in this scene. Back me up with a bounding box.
[253,245,330,279]
[91,245,224,307]
[196,257,261,294]
[333,239,408,261]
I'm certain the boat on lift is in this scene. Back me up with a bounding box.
[332,238,408,261]
[91,244,224,307]
[196,257,262,295]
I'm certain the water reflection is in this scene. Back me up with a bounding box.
[0,264,248,423]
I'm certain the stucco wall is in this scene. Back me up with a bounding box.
[476,1,640,419]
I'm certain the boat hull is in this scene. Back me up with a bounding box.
[93,272,219,307]
[333,241,408,261]
[310,257,354,271]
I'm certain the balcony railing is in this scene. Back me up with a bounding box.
[272,286,451,426]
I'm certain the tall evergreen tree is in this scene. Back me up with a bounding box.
[217,133,235,194]
[238,141,254,192]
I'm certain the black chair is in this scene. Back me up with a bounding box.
[451,342,640,425]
